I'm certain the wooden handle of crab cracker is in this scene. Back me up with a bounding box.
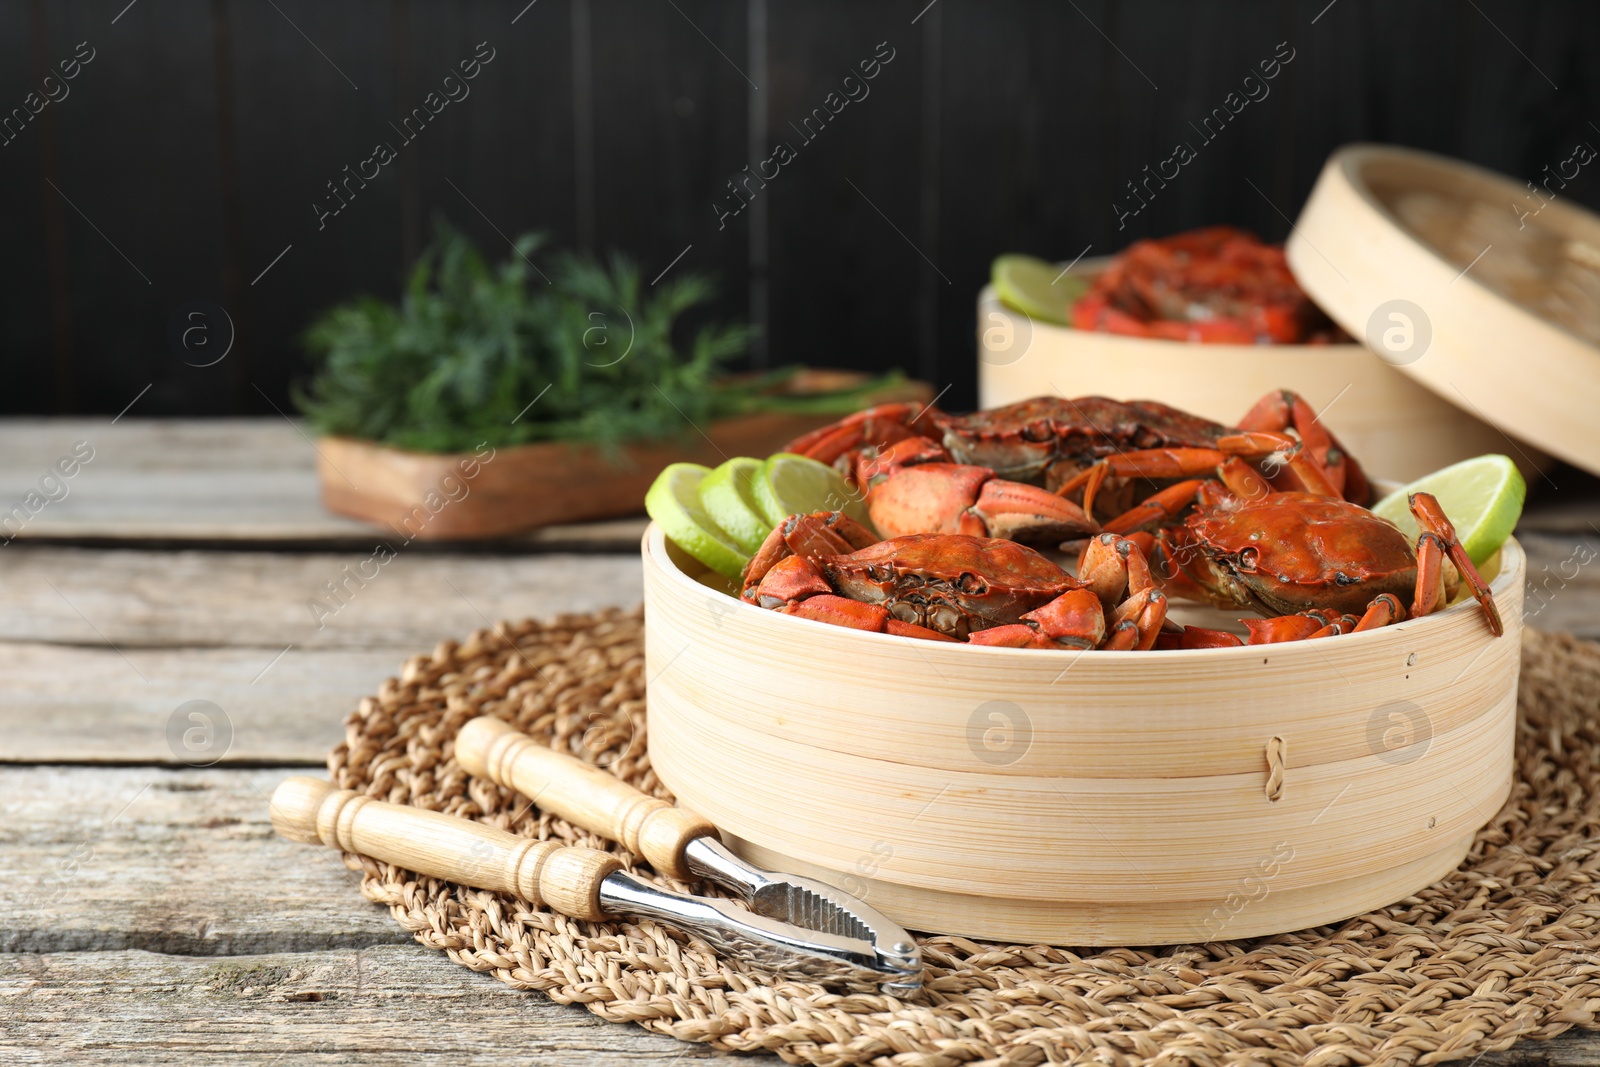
[269,776,621,921]
[456,716,714,882]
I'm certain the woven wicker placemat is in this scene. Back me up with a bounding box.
[328,607,1600,1067]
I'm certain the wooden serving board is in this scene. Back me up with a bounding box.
[317,373,932,540]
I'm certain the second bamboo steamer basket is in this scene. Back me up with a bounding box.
[1287,143,1600,478]
[976,271,1547,485]
[642,524,1526,945]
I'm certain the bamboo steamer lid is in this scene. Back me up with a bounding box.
[1287,143,1600,475]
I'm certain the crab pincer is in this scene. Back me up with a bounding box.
[864,462,1100,546]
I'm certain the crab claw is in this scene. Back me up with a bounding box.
[867,463,1098,545]
[781,593,957,642]
[1177,625,1245,649]
[1243,615,1325,644]
[741,511,878,602]
[751,554,833,608]
[969,588,1108,649]
[1078,532,1157,612]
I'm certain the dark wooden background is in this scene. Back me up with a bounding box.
[3,0,1598,417]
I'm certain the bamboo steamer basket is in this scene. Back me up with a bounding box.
[643,523,1525,945]
[1287,143,1600,477]
[977,271,1546,484]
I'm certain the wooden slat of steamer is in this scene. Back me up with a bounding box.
[732,833,1477,948]
[649,676,1514,901]
[643,526,1524,777]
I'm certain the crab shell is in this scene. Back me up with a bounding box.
[816,533,1082,638]
[1182,493,1417,617]
[934,396,1231,482]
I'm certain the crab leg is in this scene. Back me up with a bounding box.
[1098,480,1207,536]
[852,434,952,486]
[1352,593,1406,632]
[1146,528,1216,604]
[1058,432,1322,520]
[1236,390,1371,504]
[1408,492,1502,636]
[1412,532,1451,621]
[782,403,946,468]
[1235,591,1409,646]
[1215,433,1339,498]
[1057,449,1226,520]
[751,554,956,641]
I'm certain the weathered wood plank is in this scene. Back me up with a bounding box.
[5,766,1599,1065]
[0,419,1592,551]
[0,547,643,764]
[1518,532,1600,639]
[0,644,389,764]
[0,945,762,1066]
[0,764,763,1064]
[0,547,643,649]
[0,419,646,548]
[2,530,1595,767]
[1,767,410,954]
[2,944,1597,1067]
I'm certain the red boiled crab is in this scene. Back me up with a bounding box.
[1057,434,1503,646]
[783,391,1370,547]
[740,511,1168,650]
[1071,226,1350,345]
[783,402,1101,547]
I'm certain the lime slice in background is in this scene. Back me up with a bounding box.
[1370,454,1526,567]
[644,463,749,580]
[751,452,870,530]
[699,457,771,555]
[992,254,1088,325]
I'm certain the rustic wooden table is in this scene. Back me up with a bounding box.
[4,418,1598,1065]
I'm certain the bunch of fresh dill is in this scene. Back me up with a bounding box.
[296,222,776,455]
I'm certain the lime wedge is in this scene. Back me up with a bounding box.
[699,457,771,555]
[1370,454,1526,566]
[992,254,1087,326]
[751,452,870,530]
[645,463,749,580]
